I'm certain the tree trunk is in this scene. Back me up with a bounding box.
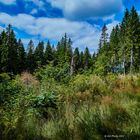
[130,47,133,75]
[70,56,75,76]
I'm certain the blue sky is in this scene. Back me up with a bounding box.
[0,0,140,52]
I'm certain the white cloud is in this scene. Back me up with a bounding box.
[107,20,120,35]
[22,38,39,48]
[0,26,4,32]
[0,12,120,52]
[0,0,16,5]
[30,9,38,15]
[47,0,123,20]
[26,0,45,8]
[0,12,102,51]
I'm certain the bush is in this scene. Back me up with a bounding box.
[71,74,90,93]
[35,63,71,84]
[0,73,10,82]
[0,78,22,105]
[32,91,57,119]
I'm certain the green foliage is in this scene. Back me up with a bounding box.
[0,25,18,74]
[34,41,45,68]
[71,74,90,92]
[26,40,36,73]
[32,91,57,120]
[0,73,10,82]
[36,63,71,84]
[44,40,54,64]
[1,73,140,139]
[17,39,26,73]
[95,7,140,75]
[0,75,22,105]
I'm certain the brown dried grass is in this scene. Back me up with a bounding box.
[20,72,40,90]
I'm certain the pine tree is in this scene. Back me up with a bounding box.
[119,9,130,75]
[60,36,66,63]
[66,38,72,63]
[0,30,7,73]
[84,47,91,69]
[6,25,18,74]
[56,34,72,65]
[26,40,35,72]
[95,24,110,75]
[109,25,120,73]
[17,39,26,73]
[129,6,140,73]
[44,40,54,64]
[73,47,80,73]
[101,24,108,48]
[34,41,44,68]
[79,51,84,71]
[91,52,96,70]
[0,32,2,72]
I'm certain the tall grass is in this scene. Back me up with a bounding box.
[0,73,140,139]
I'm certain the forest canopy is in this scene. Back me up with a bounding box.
[0,7,140,76]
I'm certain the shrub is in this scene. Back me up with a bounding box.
[71,74,90,93]
[0,78,22,105]
[33,91,57,119]
[35,63,71,84]
[0,73,11,82]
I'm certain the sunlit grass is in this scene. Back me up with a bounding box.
[0,73,140,139]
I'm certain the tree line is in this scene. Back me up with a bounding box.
[0,6,140,75]
[0,25,94,75]
[95,6,140,75]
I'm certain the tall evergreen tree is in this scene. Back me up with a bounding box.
[44,40,54,64]
[34,41,44,68]
[73,47,80,72]
[56,34,72,65]
[6,25,18,74]
[27,40,35,72]
[119,9,130,75]
[84,47,91,69]
[95,24,110,75]
[101,24,108,49]
[65,38,73,63]
[79,51,84,71]
[109,25,120,72]
[17,39,26,73]
[129,6,140,73]
[91,52,96,70]
[0,30,7,73]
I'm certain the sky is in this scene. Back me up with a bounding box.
[0,0,140,53]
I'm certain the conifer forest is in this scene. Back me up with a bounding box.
[0,6,140,140]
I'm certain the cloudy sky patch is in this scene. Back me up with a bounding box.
[0,0,139,52]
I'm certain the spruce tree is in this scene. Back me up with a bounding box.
[0,30,7,73]
[6,25,18,74]
[34,41,44,68]
[73,47,80,72]
[17,39,26,73]
[95,24,110,75]
[100,24,108,50]
[44,40,54,64]
[79,51,84,71]
[84,47,91,69]
[129,6,140,72]
[119,9,130,75]
[27,40,35,72]
[91,52,96,70]
[66,38,72,63]
[109,25,120,73]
